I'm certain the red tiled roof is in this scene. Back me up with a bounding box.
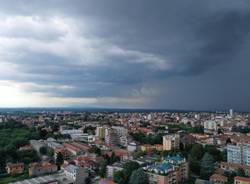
[220,162,250,170]
[210,174,227,181]
[235,176,250,182]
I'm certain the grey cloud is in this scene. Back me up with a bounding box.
[0,0,250,110]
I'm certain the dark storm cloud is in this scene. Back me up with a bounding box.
[180,9,250,75]
[0,0,250,110]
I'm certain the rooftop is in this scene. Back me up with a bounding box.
[210,174,228,181]
[234,176,250,182]
[64,164,79,173]
[9,175,57,184]
[165,155,185,163]
[145,162,173,174]
[144,154,186,175]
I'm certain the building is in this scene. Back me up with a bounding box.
[127,142,137,152]
[227,144,250,165]
[63,142,90,156]
[227,144,242,164]
[163,134,180,151]
[204,120,217,131]
[30,140,46,153]
[195,179,211,184]
[209,174,228,184]
[9,175,58,184]
[112,126,128,137]
[63,164,88,184]
[105,128,119,146]
[243,145,250,165]
[63,143,83,155]
[140,144,163,152]
[70,133,95,142]
[46,138,63,149]
[60,129,83,135]
[29,161,57,177]
[6,163,24,175]
[96,126,106,139]
[60,129,93,142]
[220,162,250,177]
[143,155,188,184]
[104,126,128,146]
[146,172,173,184]
[74,154,102,169]
[54,147,71,160]
[229,109,234,118]
[234,176,250,184]
[106,162,123,178]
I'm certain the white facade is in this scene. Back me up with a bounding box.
[105,128,118,146]
[243,144,250,165]
[163,134,180,151]
[229,109,234,117]
[203,120,217,130]
[70,133,95,142]
[227,144,242,164]
[106,163,123,178]
[63,164,88,184]
[60,129,83,135]
[112,126,128,137]
[112,126,128,146]
[227,144,250,165]
[127,142,137,152]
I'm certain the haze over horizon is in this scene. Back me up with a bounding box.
[0,0,250,111]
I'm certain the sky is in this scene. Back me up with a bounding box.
[0,0,250,111]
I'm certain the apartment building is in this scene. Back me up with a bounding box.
[29,161,57,177]
[163,134,180,151]
[227,144,250,165]
[6,163,24,175]
[63,164,88,184]
[144,155,188,184]
[96,126,106,139]
[234,176,250,184]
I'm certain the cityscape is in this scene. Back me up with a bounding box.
[0,109,250,184]
[1,0,250,184]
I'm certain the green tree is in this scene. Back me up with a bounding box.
[192,125,204,133]
[17,150,40,163]
[110,152,120,164]
[51,123,59,132]
[39,146,48,155]
[236,168,245,177]
[129,168,149,184]
[204,145,223,161]
[188,155,200,175]
[113,170,124,183]
[48,148,54,157]
[133,150,146,159]
[224,171,236,184]
[130,132,163,145]
[85,177,91,184]
[99,160,108,177]
[190,144,204,160]
[123,161,140,183]
[39,129,48,139]
[89,146,101,155]
[56,152,64,169]
[200,153,215,179]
